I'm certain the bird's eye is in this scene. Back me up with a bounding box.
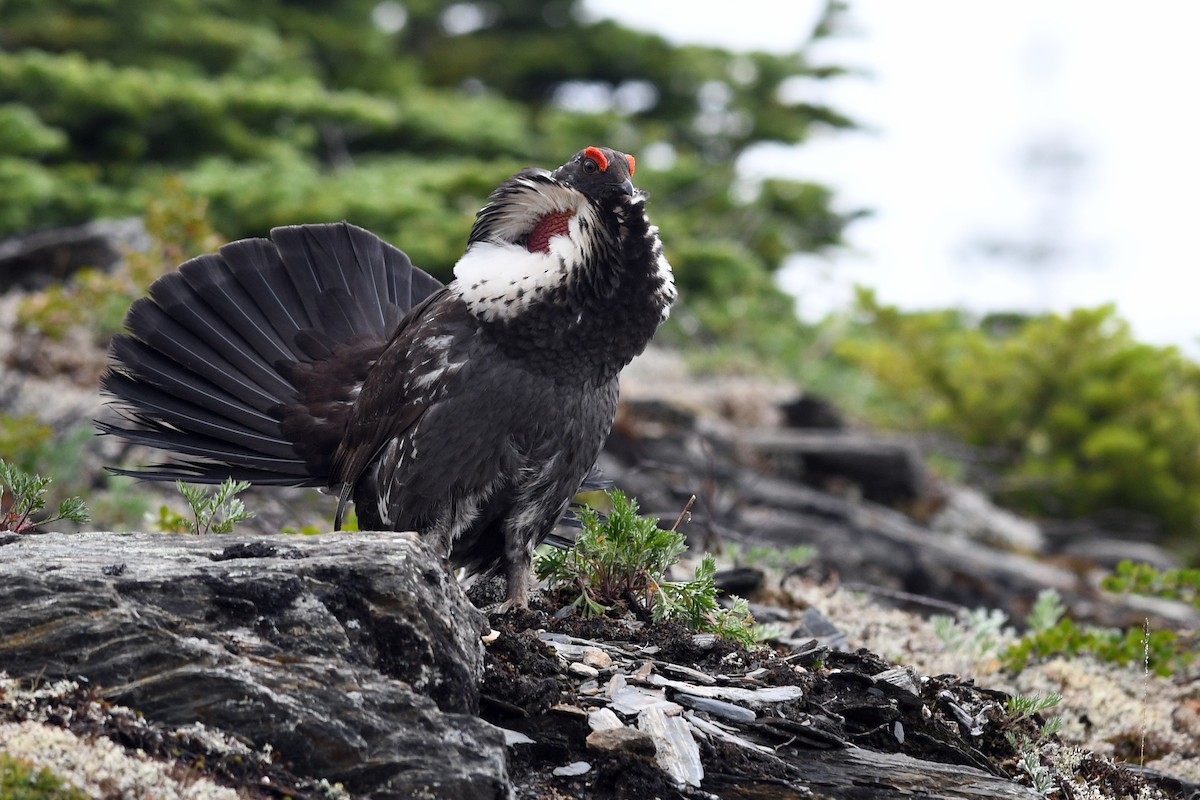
[582,158,599,174]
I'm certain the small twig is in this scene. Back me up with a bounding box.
[1141,617,1149,768]
[847,722,893,740]
[772,735,798,751]
[670,495,696,534]
[622,588,655,624]
[838,582,966,615]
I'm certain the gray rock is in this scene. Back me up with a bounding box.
[587,708,624,732]
[585,725,657,756]
[638,706,702,788]
[740,427,925,504]
[0,531,507,800]
[552,761,592,777]
[0,217,149,291]
[931,484,1044,551]
[673,694,757,724]
[643,674,804,709]
[1055,536,1183,572]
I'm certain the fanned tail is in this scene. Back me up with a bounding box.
[98,222,442,485]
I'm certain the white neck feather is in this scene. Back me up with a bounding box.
[454,206,597,322]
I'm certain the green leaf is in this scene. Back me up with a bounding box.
[535,490,760,645]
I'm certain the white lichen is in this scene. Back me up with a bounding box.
[0,673,285,799]
[780,577,1200,788]
[0,721,243,800]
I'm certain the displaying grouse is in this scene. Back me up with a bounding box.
[99,146,676,606]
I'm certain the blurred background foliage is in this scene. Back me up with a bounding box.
[2,0,1199,557]
[0,0,853,295]
[839,291,1200,553]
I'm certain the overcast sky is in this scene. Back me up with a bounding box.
[586,0,1200,353]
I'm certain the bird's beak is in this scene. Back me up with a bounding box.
[620,178,635,196]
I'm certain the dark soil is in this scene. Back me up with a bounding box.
[478,605,1049,799]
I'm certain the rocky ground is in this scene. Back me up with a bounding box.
[2,528,1196,799]
[1,228,1198,798]
[4,528,1194,800]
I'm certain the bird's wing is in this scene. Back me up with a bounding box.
[328,287,475,526]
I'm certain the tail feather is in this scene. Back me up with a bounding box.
[122,296,296,407]
[272,224,431,340]
[100,373,297,458]
[220,239,316,345]
[104,420,317,483]
[110,429,308,475]
[342,227,390,334]
[100,222,443,485]
[285,225,386,337]
[144,274,298,409]
[179,252,306,367]
[107,336,284,432]
[272,225,385,340]
[315,286,362,346]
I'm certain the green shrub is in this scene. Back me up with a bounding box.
[17,176,222,343]
[0,0,858,378]
[1001,618,1190,678]
[839,290,1200,546]
[1003,691,1062,723]
[1101,559,1200,608]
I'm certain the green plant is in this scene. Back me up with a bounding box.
[1001,693,1063,797]
[535,490,759,645]
[0,414,53,473]
[158,478,254,535]
[1005,732,1059,797]
[1004,723,1064,797]
[154,504,194,535]
[1024,589,1067,634]
[0,421,140,533]
[727,542,816,571]
[931,606,1013,668]
[1101,560,1200,609]
[1000,589,1193,676]
[0,753,89,800]
[1004,691,1063,722]
[658,554,760,646]
[0,459,89,533]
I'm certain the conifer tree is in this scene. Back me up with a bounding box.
[0,0,855,321]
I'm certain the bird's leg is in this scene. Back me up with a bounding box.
[502,530,533,609]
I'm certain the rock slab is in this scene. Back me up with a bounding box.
[0,531,507,800]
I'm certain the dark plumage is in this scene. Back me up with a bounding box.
[100,146,676,606]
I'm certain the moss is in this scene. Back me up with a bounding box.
[0,753,89,800]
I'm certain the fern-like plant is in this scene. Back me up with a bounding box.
[0,459,89,533]
[535,490,758,645]
[156,478,254,535]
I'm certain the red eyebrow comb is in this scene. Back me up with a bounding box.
[583,146,609,172]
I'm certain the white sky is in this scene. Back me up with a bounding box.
[585,0,1200,353]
